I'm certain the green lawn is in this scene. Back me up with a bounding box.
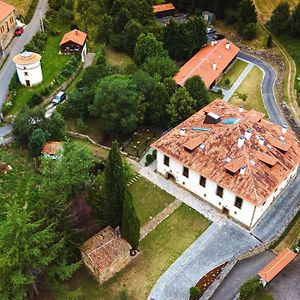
[104,45,134,67]
[129,176,175,226]
[68,204,210,300]
[247,290,275,300]
[218,59,248,88]
[6,0,32,16]
[11,30,72,115]
[229,66,268,115]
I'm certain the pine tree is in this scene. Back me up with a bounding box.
[104,141,126,227]
[267,2,290,35]
[121,190,140,250]
[237,0,257,29]
[266,35,272,48]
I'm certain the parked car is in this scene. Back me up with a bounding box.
[206,27,216,34]
[213,34,225,41]
[15,27,24,36]
[52,91,66,105]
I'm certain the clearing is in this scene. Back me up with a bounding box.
[104,45,134,67]
[218,59,248,88]
[129,176,175,226]
[68,204,210,300]
[229,66,267,115]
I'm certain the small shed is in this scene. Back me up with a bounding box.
[42,141,63,159]
[153,3,175,18]
[59,29,87,62]
[80,226,132,284]
[202,11,215,25]
[258,248,297,286]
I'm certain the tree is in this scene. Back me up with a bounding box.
[289,2,300,37]
[240,277,263,300]
[167,88,197,127]
[267,2,290,35]
[143,56,178,81]
[123,19,145,54]
[242,23,257,40]
[266,34,272,48]
[121,190,140,250]
[147,82,170,127]
[163,77,178,97]
[28,128,47,157]
[97,14,113,42]
[134,33,166,65]
[45,112,67,141]
[189,286,201,300]
[237,0,257,30]
[0,202,80,299]
[89,75,143,135]
[104,141,126,227]
[184,76,209,109]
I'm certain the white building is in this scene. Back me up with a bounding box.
[152,99,300,229]
[12,51,43,87]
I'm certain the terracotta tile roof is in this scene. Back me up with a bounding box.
[152,99,300,206]
[42,142,63,155]
[60,29,87,46]
[173,39,240,88]
[0,0,15,22]
[153,3,175,13]
[13,51,41,65]
[80,226,131,273]
[258,248,297,282]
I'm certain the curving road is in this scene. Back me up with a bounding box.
[237,52,285,126]
[0,0,48,138]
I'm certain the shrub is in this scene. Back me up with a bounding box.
[29,93,43,107]
[217,89,223,95]
[266,35,272,48]
[152,149,157,159]
[243,23,257,40]
[145,153,154,166]
[240,277,263,300]
[224,78,230,86]
[189,286,201,300]
[76,118,87,133]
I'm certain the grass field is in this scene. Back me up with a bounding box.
[129,176,175,226]
[68,204,210,300]
[11,31,72,115]
[219,59,248,88]
[104,45,134,67]
[229,66,267,115]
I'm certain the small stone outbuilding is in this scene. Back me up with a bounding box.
[80,226,132,284]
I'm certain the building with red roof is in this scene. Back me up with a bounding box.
[0,0,16,51]
[153,3,175,18]
[152,100,300,229]
[258,248,297,286]
[173,39,240,89]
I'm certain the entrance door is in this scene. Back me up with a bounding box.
[25,80,30,86]
[222,207,230,217]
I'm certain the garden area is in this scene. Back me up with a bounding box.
[229,66,267,115]
[67,204,210,300]
[218,59,248,88]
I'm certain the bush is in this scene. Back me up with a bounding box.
[76,118,87,133]
[224,78,230,86]
[189,286,201,300]
[145,153,154,166]
[29,93,43,107]
[152,149,157,159]
[240,278,263,300]
[243,23,257,40]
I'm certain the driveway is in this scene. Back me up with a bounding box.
[267,255,300,300]
[0,0,48,137]
[237,52,285,126]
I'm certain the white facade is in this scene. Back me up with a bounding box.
[13,52,43,87]
[156,150,298,229]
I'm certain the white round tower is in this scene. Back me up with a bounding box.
[12,51,43,87]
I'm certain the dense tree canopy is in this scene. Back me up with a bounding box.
[184,76,209,109]
[267,2,290,35]
[289,2,300,37]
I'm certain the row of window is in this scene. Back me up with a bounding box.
[0,17,14,34]
[164,155,243,209]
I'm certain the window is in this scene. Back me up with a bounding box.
[24,72,28,76]
[216,186,223,198]
[200,175,206,187]
[163,155,169,167]
[234,197,243,209]
[183,166,189,178]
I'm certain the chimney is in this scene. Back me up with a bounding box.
[239,105,244,113]
[280,135,285,142]
[259,137,265,146]
[214,40,218,45]
[180,128,186,136]
[212,62,217,70]
[211,40,215,46]
[240,165,246,175]
[282,125,288,135]
[238,136,245,148]
[245,129,252,140]
[225,42,230,50]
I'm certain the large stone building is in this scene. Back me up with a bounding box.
[152,99,300,229]
[0,0,16,52]
[80,226,132,284]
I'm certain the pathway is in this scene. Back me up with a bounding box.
[83,53,96,69]
[140,199,181,240]
[222,61,254,102]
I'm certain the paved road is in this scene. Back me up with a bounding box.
[237,52,285,126]
[0,0,48,138]
[210,251,275,300]
[267,255,300,300]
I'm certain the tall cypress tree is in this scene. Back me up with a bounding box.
[121,190,140,250]
[104,141,126,227]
